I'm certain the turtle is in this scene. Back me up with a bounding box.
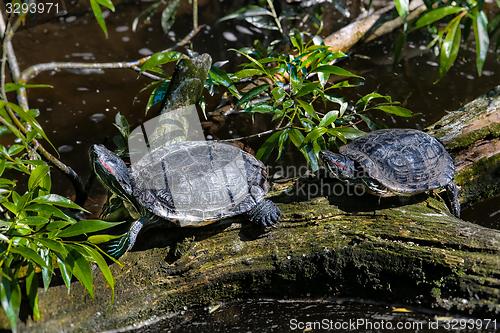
[319,128,460,217]
[90,141,281,258]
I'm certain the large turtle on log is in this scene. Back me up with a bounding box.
[320,128,460,217]
[90,142,281,258]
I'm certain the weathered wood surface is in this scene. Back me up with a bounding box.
[8,83,499,332]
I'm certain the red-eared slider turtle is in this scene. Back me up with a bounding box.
[90,141,280,258]
[319,129,460,217]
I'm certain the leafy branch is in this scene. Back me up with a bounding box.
[209,32,412,170]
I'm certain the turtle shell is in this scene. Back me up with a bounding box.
[340,129,455,194]
[131,141,268,226]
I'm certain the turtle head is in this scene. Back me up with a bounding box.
[319,151,356,180]
[90,144,134,200]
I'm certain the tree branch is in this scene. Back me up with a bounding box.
[324,0,425,51]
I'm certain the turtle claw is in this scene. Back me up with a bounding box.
[248,199,281,228]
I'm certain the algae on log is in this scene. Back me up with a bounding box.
[428,85,500,207]
[10,89,500,332]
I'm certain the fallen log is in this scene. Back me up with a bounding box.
[5,88,500,332]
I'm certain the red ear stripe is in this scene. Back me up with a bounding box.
[334,161,346,170]
[100,158,115,174]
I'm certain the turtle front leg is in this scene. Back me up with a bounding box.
[247,199,281,228]
[103,218,146,258]
[444,182,460,218]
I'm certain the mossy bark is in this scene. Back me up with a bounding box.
[428,85,500,207]
[8,88,500,332]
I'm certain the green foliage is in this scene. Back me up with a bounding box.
[132,0,199,33]
[0,97,118,331]
[217,33,411,170]
[89,0,115,38]
[406,0,494,77]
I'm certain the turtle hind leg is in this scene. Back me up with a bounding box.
[247,199,281,228]
[444,182,460,218]
[102,218,146,259]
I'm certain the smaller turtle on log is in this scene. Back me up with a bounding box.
[90,142,281,258]
[319,129,460,217]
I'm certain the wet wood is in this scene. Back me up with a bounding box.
[6,88,499,333]
[324,0,426,51]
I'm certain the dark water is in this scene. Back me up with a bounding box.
[119,298,497,333]
[8,2,499,330]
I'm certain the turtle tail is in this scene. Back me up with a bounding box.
[102,218,146,259]
[248,199,281,228]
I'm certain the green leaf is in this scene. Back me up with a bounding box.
[237,84,270,106]
[26,265,40,321]
[31,194,85,211]
[87,234,123,244]
[218,5,272,23]
[256,131,282,161]
[414,6,465,29]
[319,111,338,127]
[114,112,130,139]
[58,219,123,238]
[230,49,269,76]
[439,14,463,77]
[40,250,53,291]
[8,144,24,156]
[141,51,183,73]
[96,0,115,11]
[0,275,21,332]
[90,0,108,37]
[18,216,49,226]
[25,204,75,223]
[4,83,53,93]
[277,130,289,159]
[37,238,68,256]
[329,127,366,140]
[161,0,180,34]
[472,9,490,75]
[394,0,409,18]
[28,164,50,191]
[374,105,413,117]
[289,128,305,148]
[296,82,320,97]
[357,92,392,108]
[68,247,94,298]
[271,86,286,102]
[244,103,275,114]
[145,81,169,114]
[314,65,362,78]
[10,244,48,269]
[297,99,317,119]
[209,66,241,99]
[231,69,264,81]
[305,127,327,143]
[83,245,115,301]
[57,257,73,293]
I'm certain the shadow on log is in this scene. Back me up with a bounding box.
[8,88,500,332]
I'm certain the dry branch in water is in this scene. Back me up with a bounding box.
[324,0,426,51]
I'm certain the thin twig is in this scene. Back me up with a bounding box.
[192,0,198,30]
[19,25,205,84]
[220,128,286,142]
